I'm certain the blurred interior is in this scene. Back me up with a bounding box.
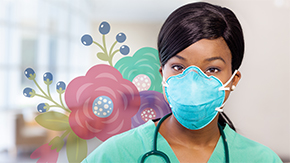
[0,0,289,162]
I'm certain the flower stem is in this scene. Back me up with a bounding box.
[33,79,48,97]
[35,94,71,113]
[102,35,108,56]
[93,41,105,52]
[47,84,51,99]
[61,130,70,139]
[59,93,65,108]
[35,94,46,99]
[109,41,118,57]
[111,49,120,61]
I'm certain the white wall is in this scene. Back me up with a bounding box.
[209,0,290,161]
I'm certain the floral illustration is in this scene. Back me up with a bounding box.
[23,68,87,162]
[81,21,130,66]
[23,21,171,163]
[65,64,140,141]
[30,143,59,163]
[131,91,171,128]
[114,47,163,93]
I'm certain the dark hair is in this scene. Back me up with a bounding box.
[158,2,244,73]
[158,2,244,131]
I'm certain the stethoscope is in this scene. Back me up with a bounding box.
[141,113,229,163]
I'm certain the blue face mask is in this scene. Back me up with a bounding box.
[163,66,237,130]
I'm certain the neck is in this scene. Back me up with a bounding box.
[158,114,221,148]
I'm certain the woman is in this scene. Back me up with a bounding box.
[82,2,282,162]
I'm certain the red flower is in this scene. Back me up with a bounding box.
[30,143,59,163]
[65,64,140,141]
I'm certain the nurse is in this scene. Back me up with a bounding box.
[82,2,282,163]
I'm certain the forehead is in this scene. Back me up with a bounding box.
[173,37,231,64]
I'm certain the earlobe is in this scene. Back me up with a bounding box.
[231,85,236,91]
[232,71,241,87]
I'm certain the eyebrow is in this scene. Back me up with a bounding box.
[204,56,226,63]
[174,55,186,60]
[174,55,226,63]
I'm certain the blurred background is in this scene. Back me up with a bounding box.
[0,0,289,162]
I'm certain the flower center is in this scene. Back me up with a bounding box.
[92,96,113,118]
[141,108,156,122]
[132,74,151,92]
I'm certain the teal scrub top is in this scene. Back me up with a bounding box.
[82,120,282,163]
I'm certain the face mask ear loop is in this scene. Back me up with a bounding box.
[162,76,169,87]
[219,70,238,91]
[215,103,225,112]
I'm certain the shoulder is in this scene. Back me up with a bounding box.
[82,120,156,163]
[225,126,282,162]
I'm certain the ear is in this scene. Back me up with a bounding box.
[232,71,241,89]
[159,66,163,77]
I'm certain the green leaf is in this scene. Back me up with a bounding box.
[35,111,69,131]
[66,132,87,163]
[97,52,109,61]
[49,136,65,152]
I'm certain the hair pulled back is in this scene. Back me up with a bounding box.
[158,2,244,73]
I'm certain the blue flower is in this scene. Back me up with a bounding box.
[56,81,66,94]
[99,21,110,35]
[24,68,36,80]
[23,87,35,98]
[43,72,53,85]
[81,34,93,46]
[116,33,126,43]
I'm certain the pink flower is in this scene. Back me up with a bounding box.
[30,143,59,163]
[65,64,140,141]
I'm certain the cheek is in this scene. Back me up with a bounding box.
[162,85,169,104]
[223,90,231,103]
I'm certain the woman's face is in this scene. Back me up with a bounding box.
[160,37,241,104]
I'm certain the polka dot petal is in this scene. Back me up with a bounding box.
[92,96,113,118]
[132,74,151,91]
[141,107,156,122]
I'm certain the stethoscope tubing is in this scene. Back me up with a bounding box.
[141,113,171,163]
[140,113,229,163]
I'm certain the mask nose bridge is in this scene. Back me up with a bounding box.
[162,66,214,87]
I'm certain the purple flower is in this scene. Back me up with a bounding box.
[131,91,171,128]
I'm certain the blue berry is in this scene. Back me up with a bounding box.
[120,45,130,55]
[23,87,35,98]
[81,34,93,46]
[56,81,66,94]
[24,68,36,80]
[37,103,49,113]
[43,72,53,85]
[116,33,126,43]
[99,21,110,35]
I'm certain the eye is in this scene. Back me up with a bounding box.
[206,67,220,74]
[172,65,185,72]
